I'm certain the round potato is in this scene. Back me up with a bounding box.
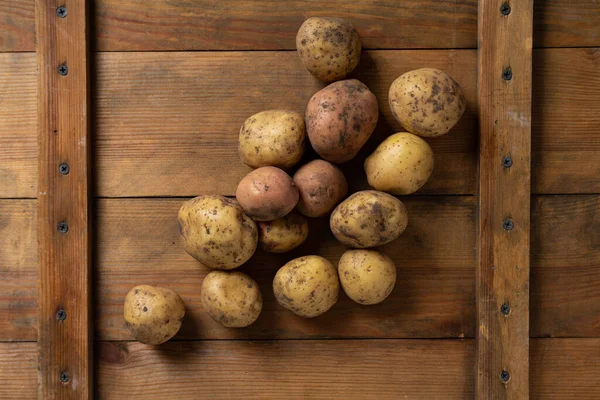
[178,195,257,270]
[330,190,408,248]
[123,285,185,345]
[201,271,262,328]
[293,159,348,217]
[258,212,309,253]
[296,17,361,83]
[239,110,306,169]
[389,68,466,137]
[236,166,299,221]
[306,79,378,163]
[338,250,397,305]
[273,255,339,318]
[364,132,434,195]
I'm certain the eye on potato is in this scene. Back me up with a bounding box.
[123,285,185,345]
[258,212,309,253]
[338,250,396,305]
[293,159,348,217]
[364,132,434,195]
[178,195,258,270]
[296,17,361,83]
[389,68,466,137]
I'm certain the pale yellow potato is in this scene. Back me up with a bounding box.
[273,255,339,318]
[338,250,397,305]
[178,195,257,270]
[201,271,262,328]
[293,159,348,217]
[364,132,434,195]
[258,212,309,253]
[123,285,185,345]
[389,68,466,137]
[296,17,361,83]
[330,190,408,248]
[239,110,306,169]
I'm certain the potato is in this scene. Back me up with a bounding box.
[236,166,299,221]
[273,255,339,318]
[258,212,309,253]
[293,159,348,217]
[238,110,306,169]
[389,68,466,137]
[201,271,262,328]
[330,190,408,248]
[364,132,434,195]
[296,17,361,83]
[178,195,257,270]
[123,285,185,345]
[338,250,396,305]
[306,79,378,163]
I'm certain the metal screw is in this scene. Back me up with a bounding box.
[56,6,67,18]
[59,163,70,175]
[58,64,68,76]
[500,3,511,16]
[56,309,67,321]
[60,371,70,383]
[500,370,510,383]
[503,219,514,231]
[58,221,69,234]
[502,156,513,168]
[501,303,511,315]
[502,67,512,81]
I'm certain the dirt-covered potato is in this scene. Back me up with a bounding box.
[296,17,361,83]
[293,159,348,217]
[123,285,185,345]
[178,195,257,270]
[239,110,306,169]
[364,132,434,195]
[273,255,339,318]
[389,68,466,137]
[236,166,299,221]
[338,250,397,305]
[258,212,309,253]
[201,271,262,328]
[306,79,378,163]
[330,190,408,248]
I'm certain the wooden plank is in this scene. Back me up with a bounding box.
[0,0,34,52]
[533,0,600,48]
[36,0,92,398]
[477,0,533,398]
[0,343,37,399]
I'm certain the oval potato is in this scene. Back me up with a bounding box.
[293,159,348,217]
[338,250,397,305]
[258,212,309,253]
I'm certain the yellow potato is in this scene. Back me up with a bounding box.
[338,250,396,305]
[238,110,306,169]
[123,285,185,345]
[273,255,339,318]
[330,190,408,248]
[364,132,434,195]
[293,159,348,217]
[258,212,309,253]
[389,68,466,137]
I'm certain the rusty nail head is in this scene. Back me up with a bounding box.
[502,156,513,168]
[500,370,510,383]
[503,219,514,231]
[60,371,70,383]
[59,163,69,175]
[502,67,512,81]
[58,221,69,234]
[56,6,67,18]
[56,309,67,321]
[501,303,511,315]
[500,3,511,16]
[58,64,68,76]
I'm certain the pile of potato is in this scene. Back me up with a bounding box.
[123,17,465,344]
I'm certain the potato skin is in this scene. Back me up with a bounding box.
[178,195,257,270]
[330,190,408,248]
[364,132,434,195]
[306,79,378,163]
[201,271,262,328]
[389,68,466,137]
[258,212,309,253]
[236,166,299,221]
[239,110,306,169]
[338,250,396,305]
[123,285,185,345]
[273,255,339,318]
[296,17,361,83]
[293,159,348,217]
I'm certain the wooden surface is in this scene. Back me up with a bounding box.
[477,0,533,398]
[0,343,38,399]
[36,0,92,398]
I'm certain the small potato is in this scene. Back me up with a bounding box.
[178,195,257,270]
[306,79,378,163]
[236,166,299,221]
[296,17,361,83]
[201,271,262,328]
[258,212,309,253]
[273,255,339,318]
[330,190,408,248]
[338,250,397,305]
[389,68,466,137]
[293,159,348,217]
[364,132,434,195]
[238,110,306,169]
[123,285,185,345]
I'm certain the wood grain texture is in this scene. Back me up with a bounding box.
[0,0,34,52]
[533,0,600,48]
[477,0,533,398]
[0,343,37,399]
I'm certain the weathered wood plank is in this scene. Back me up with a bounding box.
[533,0,600,48]
[0,343,37,399]
[0,0,34,52]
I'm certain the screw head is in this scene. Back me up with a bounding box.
[500,3,511,16]
[57,221,69,234]
[56,309,67,321]
[502,156,513,168]
[502,67,512,81]
[59,163,70,175]
[58,64,68,76]
[501,303,511,315]
[500,370,510,383]
[503,219,514,231]
[60,371,70,383]
[56,6,67,18]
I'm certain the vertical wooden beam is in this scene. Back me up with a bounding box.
[477,0,532,399]
[36,0,92,398]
